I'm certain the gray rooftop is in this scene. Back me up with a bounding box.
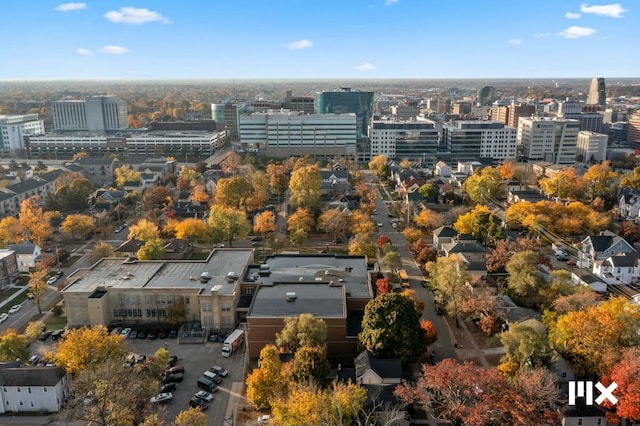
[65,249,253,295]
[0,366,66,386]
[250,283,346,318]
[247,254,371,298]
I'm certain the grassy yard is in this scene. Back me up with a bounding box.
[377,184,393,201]
[0,287,22,305]
[0,291,30,314]
[44,315,68,331]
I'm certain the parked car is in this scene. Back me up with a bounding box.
[168,329,178,338]
[203,371,223,384]
[129,329,139,339]
[55,271,64,278]
[194,390,213,402]
[150,392,173,404]
[391,222,398,229]
[50,329,65,340]
[377,222,383,227]
[162,373,184,384]
[120,328,132,338]
[0,313,8,323]
[210,365,228,377]
[258,415,271,425]
[148,328,158,339]
[158,329,169,339]
[47,276,58,285]
[110,327,123,336]
[566,260,577,266]
[167,355,178,367]
[137,329,148,339]
[250,236,263,241]
[165,366,185,375]
[28,355,40,365]
[435,305,444,315]
[136,355,147,364]
[160,382,177,393]
[8,304,21,314]
[39,331,52,341]
[189,397,208,411]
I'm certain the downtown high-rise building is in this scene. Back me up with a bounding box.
[52,95,128,132]
[587,77,606,107]
[0,114,45,151]
[517,117,580,165]
[369,121,439,162]
[576,131,608,163]
[442,121,517,163]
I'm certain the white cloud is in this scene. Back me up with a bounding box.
[533,32,551,38]
[75,48,92,56]
[99,45,129,55]
[285,39,313,50]
[54,2,86,12]
[580,3,626,18]
[356,62,376,71]
[557,26,597,38]
[565,12,582,19]
[508,39,523,46]
[385,0,399,5]
[104,7,170,24]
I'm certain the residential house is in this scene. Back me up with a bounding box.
[508,189,547,204]
[354,350,402,387]
[561,404,607,426]
[570,272,607,293]
[456,161,483,176]
[74,156,121,187]
[579,231,636,267]
[432,226,457,252]
[435,161,452,177]
[0,250,20,290]
[441,238,489,258]
[320,170,350,196]
[0,178,56,217]
[0,364,70,413]
[496,295,542,331]
[122,180,145,193]
[36,169,65,194]
[136,157,177,180]
[114,239,145,258]
[163,239,191,260]
[618,189,640,221]
[7,241,41,273]
[592,253,640,285]
[91,189,127,211]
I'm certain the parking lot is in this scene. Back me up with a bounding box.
[31,333,248,426]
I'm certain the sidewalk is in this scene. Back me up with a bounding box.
[0,286,28,310]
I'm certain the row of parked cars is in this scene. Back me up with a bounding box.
[111,326,178,340]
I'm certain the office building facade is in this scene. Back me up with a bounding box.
[442,121,517,163]
[0,114,45,151]
[369,121,439,162]
[52,96,128,132]
[238,111,357,158]
[517,117,580,165]
[576,131,608,163]
[587,77,606,107]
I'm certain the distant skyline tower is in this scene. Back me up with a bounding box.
[477,86,496,106]
[587,77,606,107]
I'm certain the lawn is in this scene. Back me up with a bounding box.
[0,287,22,305]
[0,291,30,314]
[44,315,68,331]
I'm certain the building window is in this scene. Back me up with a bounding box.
[578,419,582,425]
[30,401,34,407]
[28,387,31,394]
[243,287,254,295]
[44,387,47,392]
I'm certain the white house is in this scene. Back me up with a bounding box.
[354,351,402,387]
[7,242,41,273]
[579,231,636,267]
[619,190,640,221]
[592,253,640,285]
[0,365,70,413]
[435,161,451,177]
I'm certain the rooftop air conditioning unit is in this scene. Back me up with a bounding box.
[285,292,297,301]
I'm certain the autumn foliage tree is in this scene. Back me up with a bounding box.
[601,347,640,422]
[254,210,277,241]
[214,176,253,210]
[52,326,128,375]
[174,408,207,426]
[174,218,211,243]
[375,277,391,295]
[28,269,49,315]
[275,313,327,353]
[289,165,322,211]
[19,196,50,245]
[207,205,251,246]
[0,329,29,362]
[61,214,95,240]
[421,320,438,346]
[246,345,289,410]
[414,208,443,231]
[128,218,160,242]
[318,209,349,242]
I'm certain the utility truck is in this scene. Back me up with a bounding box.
[221,329,244,357]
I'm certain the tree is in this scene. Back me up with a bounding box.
[176,165,199,191]
[24,320,46,342]
[73,151,89,161]
[289,165,322,211]
[359,293,426,363]
[395,360,560,426]
[421,320,438,346]
[402,227,423,243]
[246,345,289,409]
[61,214,95,240]
[602,347,640,421]
[45,176,92,212]
[582,161,618,202]
[349,210,376,236]
[287,207,315,235]
[143,186,173,212]
[214,176,253,210]
[620,166,640,190]
[276,313,328,353]
[207,205,251,246]
[414,208,443,231]
[538,167,584,200]
[418,183,438,201]
[348,233,376,258]
[505,250,542,297]
[28,269,49,315]
[53,326,128,374]
[92,241,115,263]
[137,238,166,260]
[291,346,331,386]
[425,255,470,323]
[368,155,389,179]
[174,218,211,243]
[114,165,141,187]
[461,166,505,204]
[376,235,392,250]
[254,210,277,241]
[19,196,50,245]
[486,237,544,272]
[0,329,29,362]
[551,288,598,315]
[175,408,207,426]
[271,382,329,426]
[620,220,640,242]
[128,218,160,241]
[409,239,437,265]
[266,163,289,200]
[499,323,554,372]
[383,250,402,271]
[247,171,270,211]
[454,204,504,246]
[0,216,25,246]
[318,209,349,242]
[375,278,391,295]
[549,296,640,376]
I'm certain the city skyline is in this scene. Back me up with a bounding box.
[0,1,637,80]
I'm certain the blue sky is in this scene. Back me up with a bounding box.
[0,1,637,79]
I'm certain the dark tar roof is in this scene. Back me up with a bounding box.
[250,283,346,318]
[355,350,402,381]
[433,226,457,238]
[0,366,66,386]
[38,169,65,183]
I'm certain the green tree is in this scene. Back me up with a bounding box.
[425,255,470,324]
[418,183,438,201]
[499,323,554,373]
[207,205,251,246]
[291,346,331,386]
[275,313,328,353]
[383,250,402,272]
[359,293,426,363]
[0,329,29,362]
[505,250,541,297]
[137,238,166,260]
[461,166,505,204]
[289,165,322,211]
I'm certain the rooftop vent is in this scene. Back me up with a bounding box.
[299,277,304,282]
[286,292,297,301]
